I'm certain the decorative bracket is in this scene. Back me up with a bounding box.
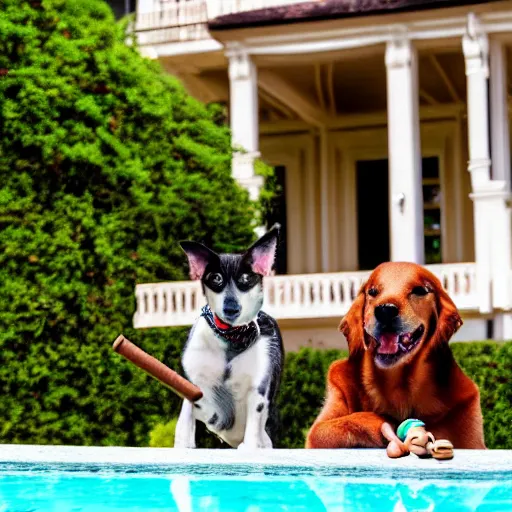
[385,27,413,69]
[462,13,489,77]
[226,43,254,82]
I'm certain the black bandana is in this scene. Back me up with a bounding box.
[201,305,259,358]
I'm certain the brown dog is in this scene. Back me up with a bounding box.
[305,262,486,454]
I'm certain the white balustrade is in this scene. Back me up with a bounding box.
[424,263,479,311]
[136,1,210,44]
[261,271,369,320]
[134,281,205,328]
[211,0,312,18]
[135,0,312,44]
[133,263,480,329]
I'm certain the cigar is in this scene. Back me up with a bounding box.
[112,334,203,402]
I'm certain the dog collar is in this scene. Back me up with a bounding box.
[201,305,259,353]
[213,314,232,331]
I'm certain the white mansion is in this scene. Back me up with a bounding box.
[131,0,512,350]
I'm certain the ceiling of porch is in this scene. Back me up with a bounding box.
[161,43,512,125]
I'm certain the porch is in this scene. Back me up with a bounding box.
[133,263,479,327]
[133,0,512,343]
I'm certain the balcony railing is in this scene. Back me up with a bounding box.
[133,263,480,328]
[135,0,313,45]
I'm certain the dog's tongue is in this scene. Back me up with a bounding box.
[378,333,399,354]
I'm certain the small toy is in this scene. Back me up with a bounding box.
[112,334,203,402]
[394,418,454,460]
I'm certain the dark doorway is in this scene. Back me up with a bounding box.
[356,159,390,270]
[265,165,287,275]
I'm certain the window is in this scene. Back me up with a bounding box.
[354,156,442,268]
[422,157,442,264]
[356,159,390,271]
[264,165,287,275]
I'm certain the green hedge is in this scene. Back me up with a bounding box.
[450,341,512,449]
[0,323,509,448]
[276,341,512,449]
[148,340,511,450]
[0,0,266,447]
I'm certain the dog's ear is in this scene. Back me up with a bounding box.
[243,223,280,276]
[432,280,463,345]
[179,241,219,280]
[338,281,367,356]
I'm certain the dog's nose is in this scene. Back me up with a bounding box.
[223,298,241,319]
[375,303,399,324]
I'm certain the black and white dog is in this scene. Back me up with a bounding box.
[174,225,284,450]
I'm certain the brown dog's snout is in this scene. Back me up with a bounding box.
[374,303,399,324]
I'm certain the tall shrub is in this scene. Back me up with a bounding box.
[0,0,262,445]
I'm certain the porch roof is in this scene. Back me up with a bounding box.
[208,0,492,31]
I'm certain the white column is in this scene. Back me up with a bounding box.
[454,111,465,262]
[462,14,512,318]
[495,309,512,340]
[463,14,492,314]
[227,45,263,202]
[489,38,512,338]
[320,127,330,272]
[490,40,511,190]
[385,34,424,264]
[463,14,491,190]
[305,135,318,273]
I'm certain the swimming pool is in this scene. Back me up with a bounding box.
[0,445,511,511]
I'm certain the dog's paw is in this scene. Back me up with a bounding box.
[173,438,196,449]
[261,434,273,449]
[237,438,273,450]
[381,422,409,459]
[237,440,269,451]
[386,439,410,458]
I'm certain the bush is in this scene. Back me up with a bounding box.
[148,341,511,450]
[0,0,264,446]
[451,341,512,449]
[149,417,178,448]
[276,348,344,448]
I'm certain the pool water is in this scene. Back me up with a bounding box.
[0,463,511,511]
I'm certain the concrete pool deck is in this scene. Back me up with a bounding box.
[0,445,511,475]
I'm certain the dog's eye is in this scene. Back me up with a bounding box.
[412,286,429,296]
[368,287,379,297]
[208,273,224,287]
[238,274,250,285]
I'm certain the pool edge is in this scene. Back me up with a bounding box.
[0,445,511,473]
